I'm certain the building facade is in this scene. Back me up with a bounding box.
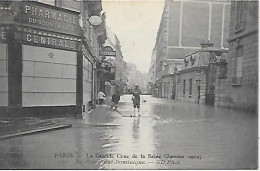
[122,61,128,93]
[103,28,127,95]
[176,43,228,104]
[126,63,137,93]
[151,0,231,99]
[148,49,157,95]
[216,1,258,112]
[0,0,106,116]
[159,59,183,99]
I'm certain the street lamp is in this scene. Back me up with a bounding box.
[196,79,201,86]
[88,15,102,26]
[196,79,201,104]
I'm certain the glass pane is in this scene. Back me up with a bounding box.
[236,56,243,77]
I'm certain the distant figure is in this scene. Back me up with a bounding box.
[97,90,106,105]
[111,91,120,110]
[132,85,142,114]
[105,80,111,96]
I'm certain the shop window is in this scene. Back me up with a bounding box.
[83,55,93,82]
[183,79,186,94]
[189,79,192,96]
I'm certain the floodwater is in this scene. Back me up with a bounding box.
[0,95,257,169]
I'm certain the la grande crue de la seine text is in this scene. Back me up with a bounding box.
[54,153,202,160]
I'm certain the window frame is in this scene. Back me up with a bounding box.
[234,1,247,32]
[235,45,244,78]
[189,79,192,96]
[231,45,244,86]
[183,79,186,94]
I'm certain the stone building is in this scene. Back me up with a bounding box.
[0,0,106,116]
[159,59,183,99]
[148,49,157,95]
[103,28,126,95]
[126,63,137,92]
[151,0,231,99]
[216,1,258,112]
[176,43,228,104]
[122,61,128,93]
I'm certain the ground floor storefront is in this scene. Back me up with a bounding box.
[0,1,97,117]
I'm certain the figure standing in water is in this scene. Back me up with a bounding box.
[111,90,120,110]
[131,85,141,116]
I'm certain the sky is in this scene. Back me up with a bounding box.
[102,0,164,73]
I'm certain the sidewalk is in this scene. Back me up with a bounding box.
[0,100,121,139]
[83,104,122,125]
[0,117,72,139]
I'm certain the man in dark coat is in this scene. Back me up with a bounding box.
[132,85,141,113]
[111,91,120,109]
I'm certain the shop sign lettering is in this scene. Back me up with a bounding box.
[99,50,116,56]
[99,46,116,57]
[25,5,77,25]
[22,2,80,36]
[0,31,7,40]
[24,33,77,51]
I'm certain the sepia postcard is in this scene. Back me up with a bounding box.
[0,0,258,169]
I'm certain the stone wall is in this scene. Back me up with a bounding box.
[216,1,258,112]
[217,33,258,112]
[176,69,207,104]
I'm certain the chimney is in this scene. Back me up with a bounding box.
[200,40,214,48]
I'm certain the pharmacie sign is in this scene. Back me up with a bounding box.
[0,31,7,41]
[99,46,116,57]
[0,27,10,43]
[21,2,80,36]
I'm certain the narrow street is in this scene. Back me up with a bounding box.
[0,95,257,169]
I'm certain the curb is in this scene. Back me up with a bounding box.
[0,124,72,140]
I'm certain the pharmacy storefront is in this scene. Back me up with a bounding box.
[0,1,84,116]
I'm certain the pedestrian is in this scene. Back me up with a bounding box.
[105,80,111,96]
[132,85,142,115]
[111,90,120,110]
[97,90,106,105]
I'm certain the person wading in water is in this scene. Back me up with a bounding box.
[111,90,120,110]
[131,85,141,116]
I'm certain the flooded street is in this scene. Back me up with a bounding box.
[0,95,257,169]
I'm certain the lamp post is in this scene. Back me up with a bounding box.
[196,79,201,104]
[86,14,103,108]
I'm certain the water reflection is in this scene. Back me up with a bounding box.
[99,96,158,169]
[132,116,140,139]
[1,138,27,169]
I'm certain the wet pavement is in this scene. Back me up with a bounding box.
[0,95,257,169]
[0,117,72,138]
